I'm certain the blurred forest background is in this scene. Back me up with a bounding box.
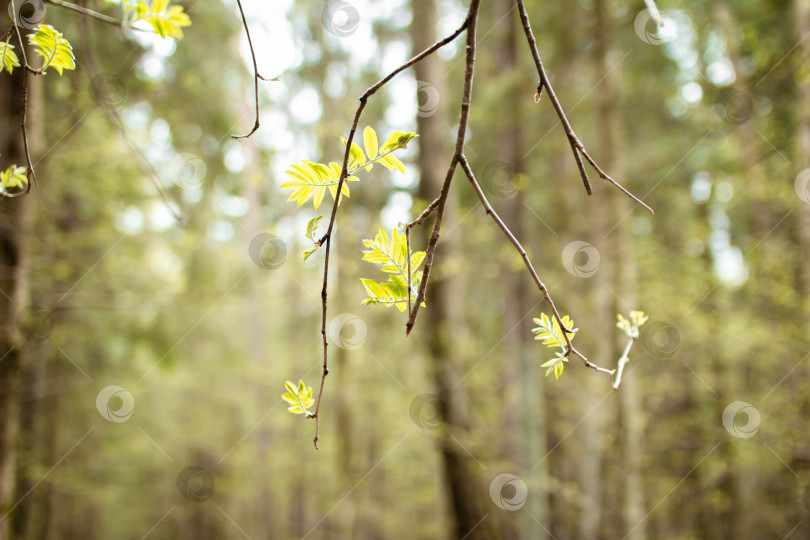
[1,0,810,538]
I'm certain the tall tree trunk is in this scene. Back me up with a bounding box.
[411,0,499,537]
[593,1,646,538]
[796,0,810,324]
[492,0,549,536]
[0,41,38,540]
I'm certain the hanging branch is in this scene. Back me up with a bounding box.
[231,0,269,140]
[516,0,653,214]
[306,0,478,449]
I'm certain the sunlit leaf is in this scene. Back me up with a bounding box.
[130,0,192,40]
[360,228,426,311]
[28,25,75,76]
[0,39,20,74]
[532,313,576,350]
[363,126,379,159]
[281,379,315,415]
[0,165,28,195]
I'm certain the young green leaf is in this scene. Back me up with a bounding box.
[0,39,20,75]
[0,165,28,195]
[531,313,577,350]
[301,247,318,262]
[280,160,357,210]
[305,216,323,242]
[616,310,648,337]
[541,352,568,379]
[380,131,418,153]
[363,126,379,159]
[342,138,367,171]
[360,229,426,311]
[131,0,192,40]
[28,25,75,76]
[281,379,315,415]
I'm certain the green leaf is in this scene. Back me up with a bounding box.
[342,138,367,171]
[0,165,28,195]
[380,131,418,153]
[281,379,315,415]
[301,247,318,262]
[360,228,426,311]
[131,0,192,40]
[531,313,577,350]
[280,160,357,210]
[616,310,648,337]
[541,352,568,379]
[305,216,322,242]
[363,126,379,159]
[28,25,75,76]
[0,39,20,75]
[376,153,406,174]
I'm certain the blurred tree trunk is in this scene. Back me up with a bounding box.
[411,0,498,537]
[796,0,810,321]
[593,1,646,539]
[491,0,549,537]
[0,46,39,540]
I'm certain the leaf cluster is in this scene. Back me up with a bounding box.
[532,313,577,379]
[281,380,315,415]
[360,229,425,312]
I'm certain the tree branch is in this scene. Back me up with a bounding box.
[46,0,124,28]
[307,1,474,449]
[405,0,481,336]
[231,0,267,140]
[516,0,653,214]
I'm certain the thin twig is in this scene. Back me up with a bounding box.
[405,0,481,337]
[612,335,636,389]
[20,64,37,187]
[515,0,653,214]
[457,155,620,378]
[231,0,268,140]
[46,0,124,27]
[307,4,474,449]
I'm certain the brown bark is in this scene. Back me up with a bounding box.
[0,40,38,539]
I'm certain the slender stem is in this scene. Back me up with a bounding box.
[612,335,636,389]
[515,0,653,214]
[46,0,125,27]
[20,67,37,188]
[405,0,481,336]
[232,0,266,139]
